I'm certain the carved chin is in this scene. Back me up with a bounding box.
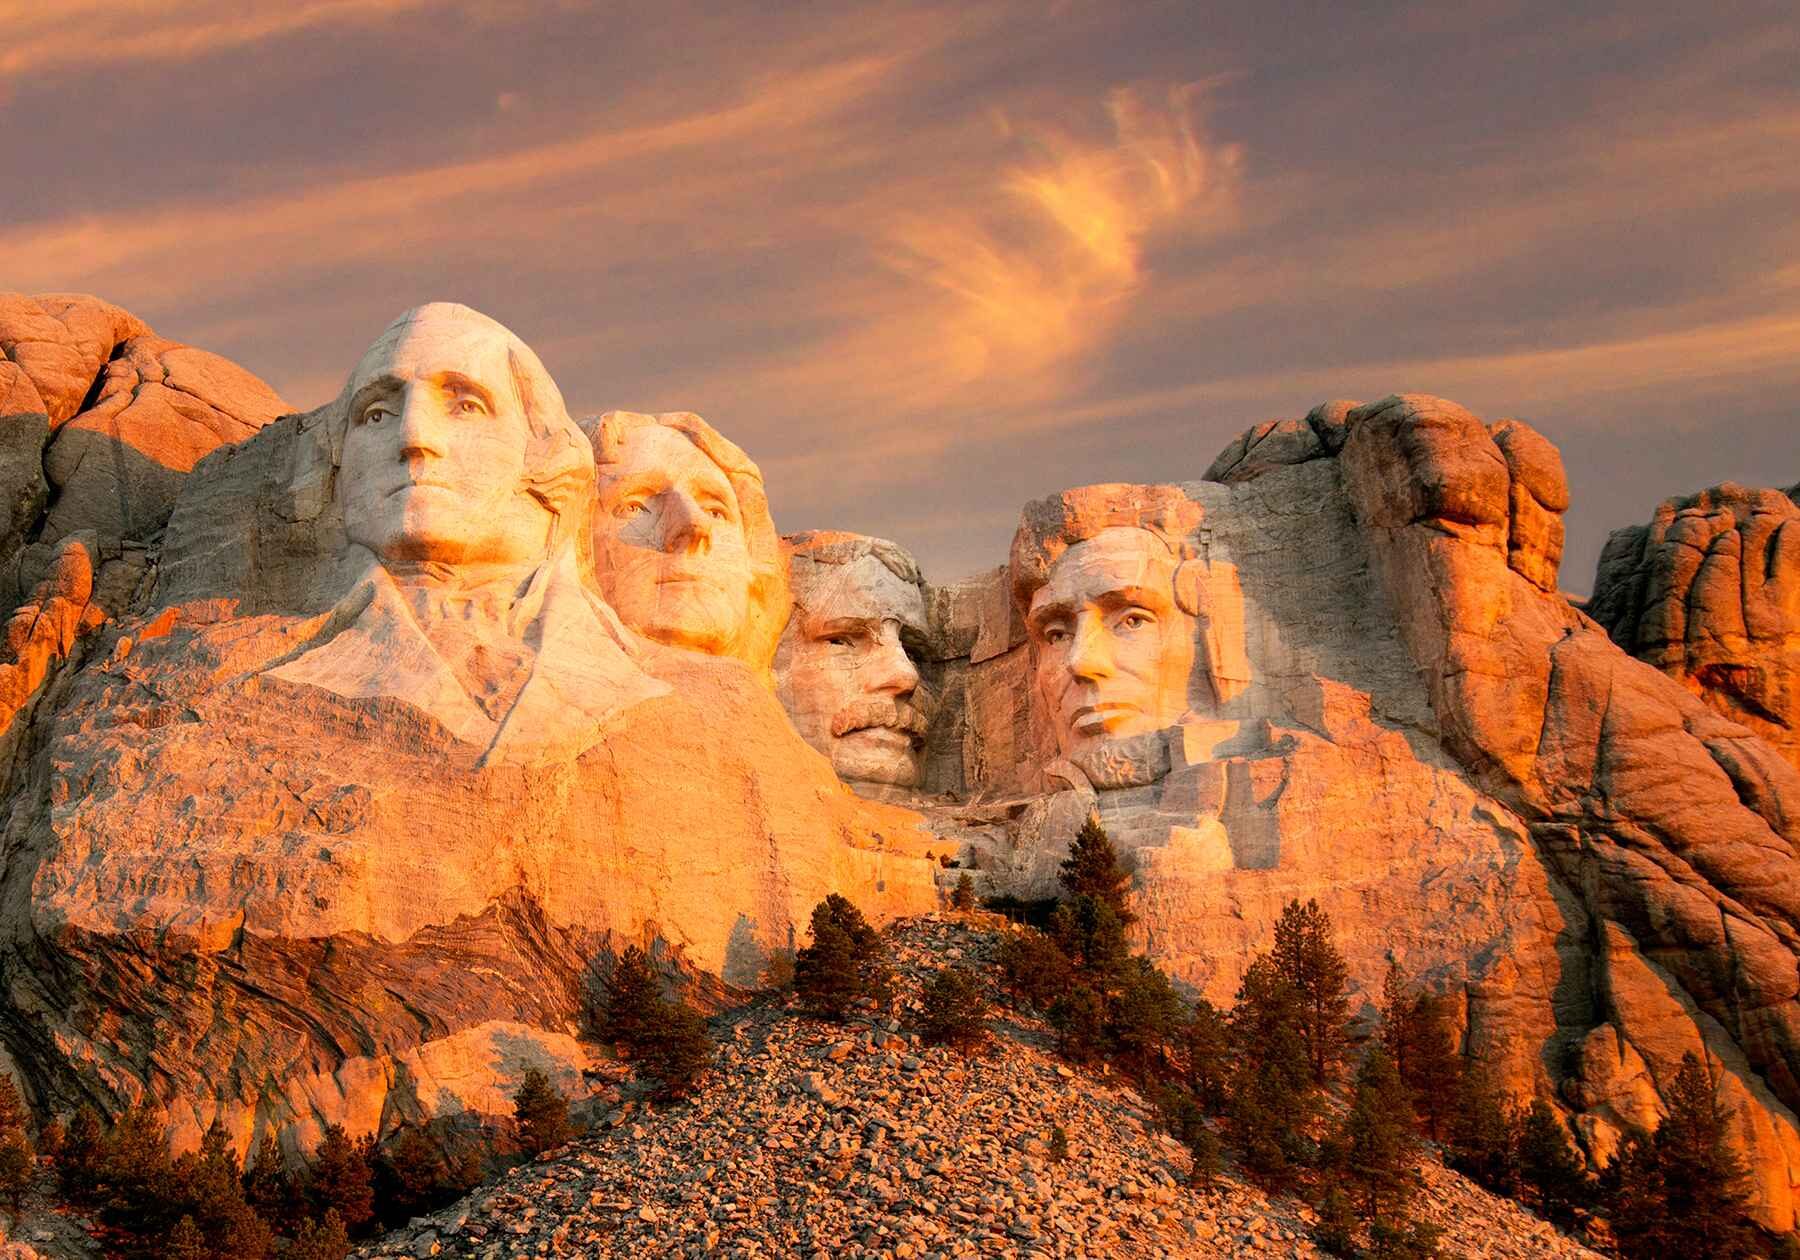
[832,728,921,787]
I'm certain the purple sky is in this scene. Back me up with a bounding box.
[4,0,1795,589]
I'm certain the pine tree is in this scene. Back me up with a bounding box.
[1226,954,1316,1185]
[1270,899,1349,1084]
[241,1132,295,1231]
[1315,1186,1360,1257]
[603,945,664,1047]
[1340,1047,1420,1221]
[1446,1061,1517,1195]
[1404,994,1462,1141]
[93,1102,180,1239]
[638,999,714,1101]
[919,965,989,1056]
[1379,962,1413,1080]
[1048,983,1107,1062]
[1186,1122,1222,1190]
[951,872,975,911]
[0,1076,34,1212]
[1181,997,1231,1113]
[1048,894,1129,984]
[513,1068,572,1154]
[1611,1052,1759,1259]
[1058,815,1136,925]
[1608,1131,1673,1260]
[58,1106,105,1203]
[35,1115,63,1163]
[996,928,1073,1012]
[304,1124,374,1233]
[1366,1216,1443,1259]
[1108,955,1187,1076]
[1514,1099,1588,1229]
[288,1209,351,1260]
[165,1214,207,1260]
[794,895,890,1019]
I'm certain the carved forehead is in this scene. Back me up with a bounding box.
[1008,482,1202,614]
[597,423,737,503]
[348,303,522,396]
[1029,528,1181,617]
[795,553,928,632]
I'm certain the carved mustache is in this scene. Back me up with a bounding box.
[832,696,931,742]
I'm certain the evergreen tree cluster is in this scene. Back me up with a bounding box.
[602,945,716,1101]
[794,893,892,1020]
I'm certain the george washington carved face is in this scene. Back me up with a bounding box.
[337,305,575,570]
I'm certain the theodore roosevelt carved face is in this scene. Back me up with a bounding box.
[585,411,789,671]
[775,533,933,787]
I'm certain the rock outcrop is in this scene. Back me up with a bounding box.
[0,294,1794,1236]
[1589,480,1800,770]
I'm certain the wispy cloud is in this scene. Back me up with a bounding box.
[878,84,1239,391]
[0,0,444,78]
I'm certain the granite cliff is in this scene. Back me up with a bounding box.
[0,293,1794,1233]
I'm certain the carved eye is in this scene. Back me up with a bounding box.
[1043,627,1071,645]
[455,396,487,416]
[826,635,855,648]
[360,403,391,427]
[708,506,730,521]
[615,500,648,518]
[1118,611,1154,631]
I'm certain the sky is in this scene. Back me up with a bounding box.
[2,0,1795,590]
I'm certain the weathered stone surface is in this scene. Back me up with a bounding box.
[775,531,934,790]
[0,308,938,1162]
[0,293,290,762]
[1590,480,1800,770]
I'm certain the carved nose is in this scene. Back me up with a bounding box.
[396,392,447,461]
[1066,615,1114,681]
[865,625,919,697]
[661,492,713,554]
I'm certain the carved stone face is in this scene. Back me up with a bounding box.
[339,313,550,567]
[592,424,753,654]
[777,554,930,786]
[1026,526,1197,759]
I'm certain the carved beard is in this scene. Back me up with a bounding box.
[1067,728,1174,790]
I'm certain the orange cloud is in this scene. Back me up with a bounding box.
[0,0,442,78]
[878,84,1239,390]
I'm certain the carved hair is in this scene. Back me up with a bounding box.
[1008,483,1207,617]
[327,303,596,558]
[782,530,923,591]
[586,410,793,672]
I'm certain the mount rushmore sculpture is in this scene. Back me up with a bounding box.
[0,293,1796,1228]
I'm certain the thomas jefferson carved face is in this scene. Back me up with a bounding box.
[1026,526,1197,759]
[591,423,753,654]
[777,550,931,786]
[338,311,552,568]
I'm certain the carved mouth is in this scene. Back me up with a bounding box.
[842,725,924,752]
[1069,703,1140,735]
[387,480,460,499]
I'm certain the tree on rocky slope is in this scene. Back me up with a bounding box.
[304,1124,374,1235]
[920,965,989,1055]
[1337,1047,1419,1221]
[795,894,890,1019]
[1226,954,1317,1185]
[288,1209,351,1260]
[514,1069,572,1155]
[995,927,1072,1012]
[1609,1051,1759,1260]
[1271,898,1349,1084]
[1514,1099,1589,1230]
[638,999,714,1100]
[1058,815,1136,926]
[603,945,665,1047]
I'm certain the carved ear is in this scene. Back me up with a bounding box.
[1172,559,1208,617]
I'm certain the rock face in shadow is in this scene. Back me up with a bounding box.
[1589,480,1800,771]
